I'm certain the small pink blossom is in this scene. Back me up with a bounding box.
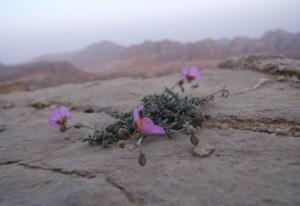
[48,106,71,131]
[181,66,200,82]
[133,104,165,135]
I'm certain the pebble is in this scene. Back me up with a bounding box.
[193,144,215,158]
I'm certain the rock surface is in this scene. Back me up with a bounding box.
[219,54,300,81]
[0,67,300,205]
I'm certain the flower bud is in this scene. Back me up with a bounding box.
[118,128,130,140]
[138,152,147,166]
[190,135,199,145]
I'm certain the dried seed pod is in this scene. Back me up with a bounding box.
[178,79,185,92]
[118,128,130,140]
[190,135,199,145]
[117,140,126,148]
[221,89,230,98]
[185,124,197,136]
[178,79,184,85]
[138,152,147,166]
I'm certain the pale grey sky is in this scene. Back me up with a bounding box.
[0,0,300,64]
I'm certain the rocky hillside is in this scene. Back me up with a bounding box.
[2,29,300,94]
[35,41,124,70]
[0,61,98,91]
[219,54,300,81]
[35,29,300,74]
[0,55,299,205]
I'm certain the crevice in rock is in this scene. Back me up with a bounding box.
[27,101,120,117]
[106,176,137,204]
[75,106,121,117]
[206,115,300,137]
[0,160,22,166]
[18,163,97,179]
[0,100,15,109]
[28,100,72,110]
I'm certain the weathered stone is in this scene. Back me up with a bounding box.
[219,54,300,79]
[0,65,300,205]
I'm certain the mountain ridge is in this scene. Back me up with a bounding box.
[33,29,300,73]
[1,29,300,93]
[0,61,97,92]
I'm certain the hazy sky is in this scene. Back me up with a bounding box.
[0,0,300,64]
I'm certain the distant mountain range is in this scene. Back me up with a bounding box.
[1,29,300,93]
[34,29,300,75]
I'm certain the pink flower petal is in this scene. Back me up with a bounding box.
[141,122,165,135]
[48,106,71,128]
[132,104,165,135]
[133,104,145,129]
[136,104,144,112]
[59,106,71,120]
[48,118,59,128]
[181,66,200,81]
[190,67,200,80]
[181,67,190,78]
[142,117,154,124]
[133,106,141,128]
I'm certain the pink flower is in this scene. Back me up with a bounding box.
[48,106,71,131]
[181,66,200,82]
[133,104,165,135]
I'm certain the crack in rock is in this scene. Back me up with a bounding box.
[106,176,138,204]
[27,101,120,117]
[0,160,22,165]
[18,163,97,179]
[206,115,300,137]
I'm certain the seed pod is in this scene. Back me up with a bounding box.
[185,124,197,136]
[74,123,84,129]
[190,135,199,145]
[117,140,126,148]
[178,79,185,92]
[118,128,130,140]
[138,152,147,166]
[221,89,230,98]
[178,79,184,86]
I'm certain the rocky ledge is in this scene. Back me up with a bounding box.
[219,54,300,82]
[0,57,300,205]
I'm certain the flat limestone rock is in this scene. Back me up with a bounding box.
[0,67,299,206]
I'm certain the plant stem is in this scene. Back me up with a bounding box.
[129,131,143,153]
